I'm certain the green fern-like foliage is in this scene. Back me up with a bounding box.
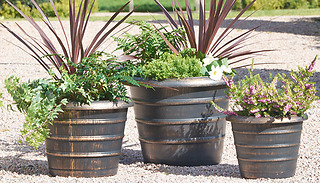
[5,52,140,148]
[114,21,186,64]
[144,51,202,80]
[58,52,140,104]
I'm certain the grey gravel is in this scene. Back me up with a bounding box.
[0,15,320,182]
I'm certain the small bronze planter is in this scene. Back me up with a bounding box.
[130,77,229,166]
[46,100,133,177]
[227,115,305,179]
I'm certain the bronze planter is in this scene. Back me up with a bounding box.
[130,77,229,166]
[227,115,305,179]
[46,100,133,177]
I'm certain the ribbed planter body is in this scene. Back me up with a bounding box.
[130,77,229,166]
[227,115,304,179]
[46,101,133,177]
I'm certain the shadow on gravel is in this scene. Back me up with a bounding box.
[149,163,241,178]
[119,148,144,165]
[119,146,241,178]
[150,16,320,37]
[0,142,48,176]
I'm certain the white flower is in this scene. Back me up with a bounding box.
[202,55,219,66]
[202,57,212,66]
[221,65,232,73]
[209,66,223,81]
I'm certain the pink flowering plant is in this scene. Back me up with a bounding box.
[212,56,318,118]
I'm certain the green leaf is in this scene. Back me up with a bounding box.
[201,66,208,76]
[221,58,229,67]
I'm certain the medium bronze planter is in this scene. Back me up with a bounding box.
[227,115,305,179]
[46,100,133,177]
[130,77,228,166]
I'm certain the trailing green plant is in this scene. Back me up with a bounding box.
[212,56,318,118]
[143,50,202,80]
[5,52,141,148]
[5,76,67,148]
[114,21,187,64]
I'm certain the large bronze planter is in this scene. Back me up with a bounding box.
[130,77,229,166]
[227,115,305,179]
[46,100,133,177]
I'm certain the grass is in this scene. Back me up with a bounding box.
[2,8,320,22]
[89,8,320,22]
[97,0,212,12]
[236,8,320,17]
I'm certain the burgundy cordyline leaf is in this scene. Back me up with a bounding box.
[7,0,68,71]
[88,6,137,56]
[84,1,132,56]
[176,13,196,49]
[155,0,271,66]
[184,0,194,34]
[210,8,260,54]
[203,0,225,53]
[153,25,179,54]
[198,0,205,52]
[1,24,57,78]
[123,34,153,56]
[104,23,135,51]
[2,0,133,77]
[15,23,61,73]
[154,0,178,28]
[50,0,71,58]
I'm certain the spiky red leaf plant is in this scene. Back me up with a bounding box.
[1,0,135,79]
[154,0,273,68]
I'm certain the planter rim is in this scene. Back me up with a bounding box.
[63,100,133,110]
[133,76,226,88]
[227,115,307,124]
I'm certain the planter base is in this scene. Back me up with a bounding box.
[48,156,118,177]
[46,101,132,177]
[139,118,226,166]
[131,77,228,166]
[228,115,304,179]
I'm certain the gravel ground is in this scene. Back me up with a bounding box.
[0,15,320,182]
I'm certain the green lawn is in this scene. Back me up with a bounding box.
[3,7,320,22]
[90,8,320,22]
[97,0,212,12]
[95,0,320,22]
